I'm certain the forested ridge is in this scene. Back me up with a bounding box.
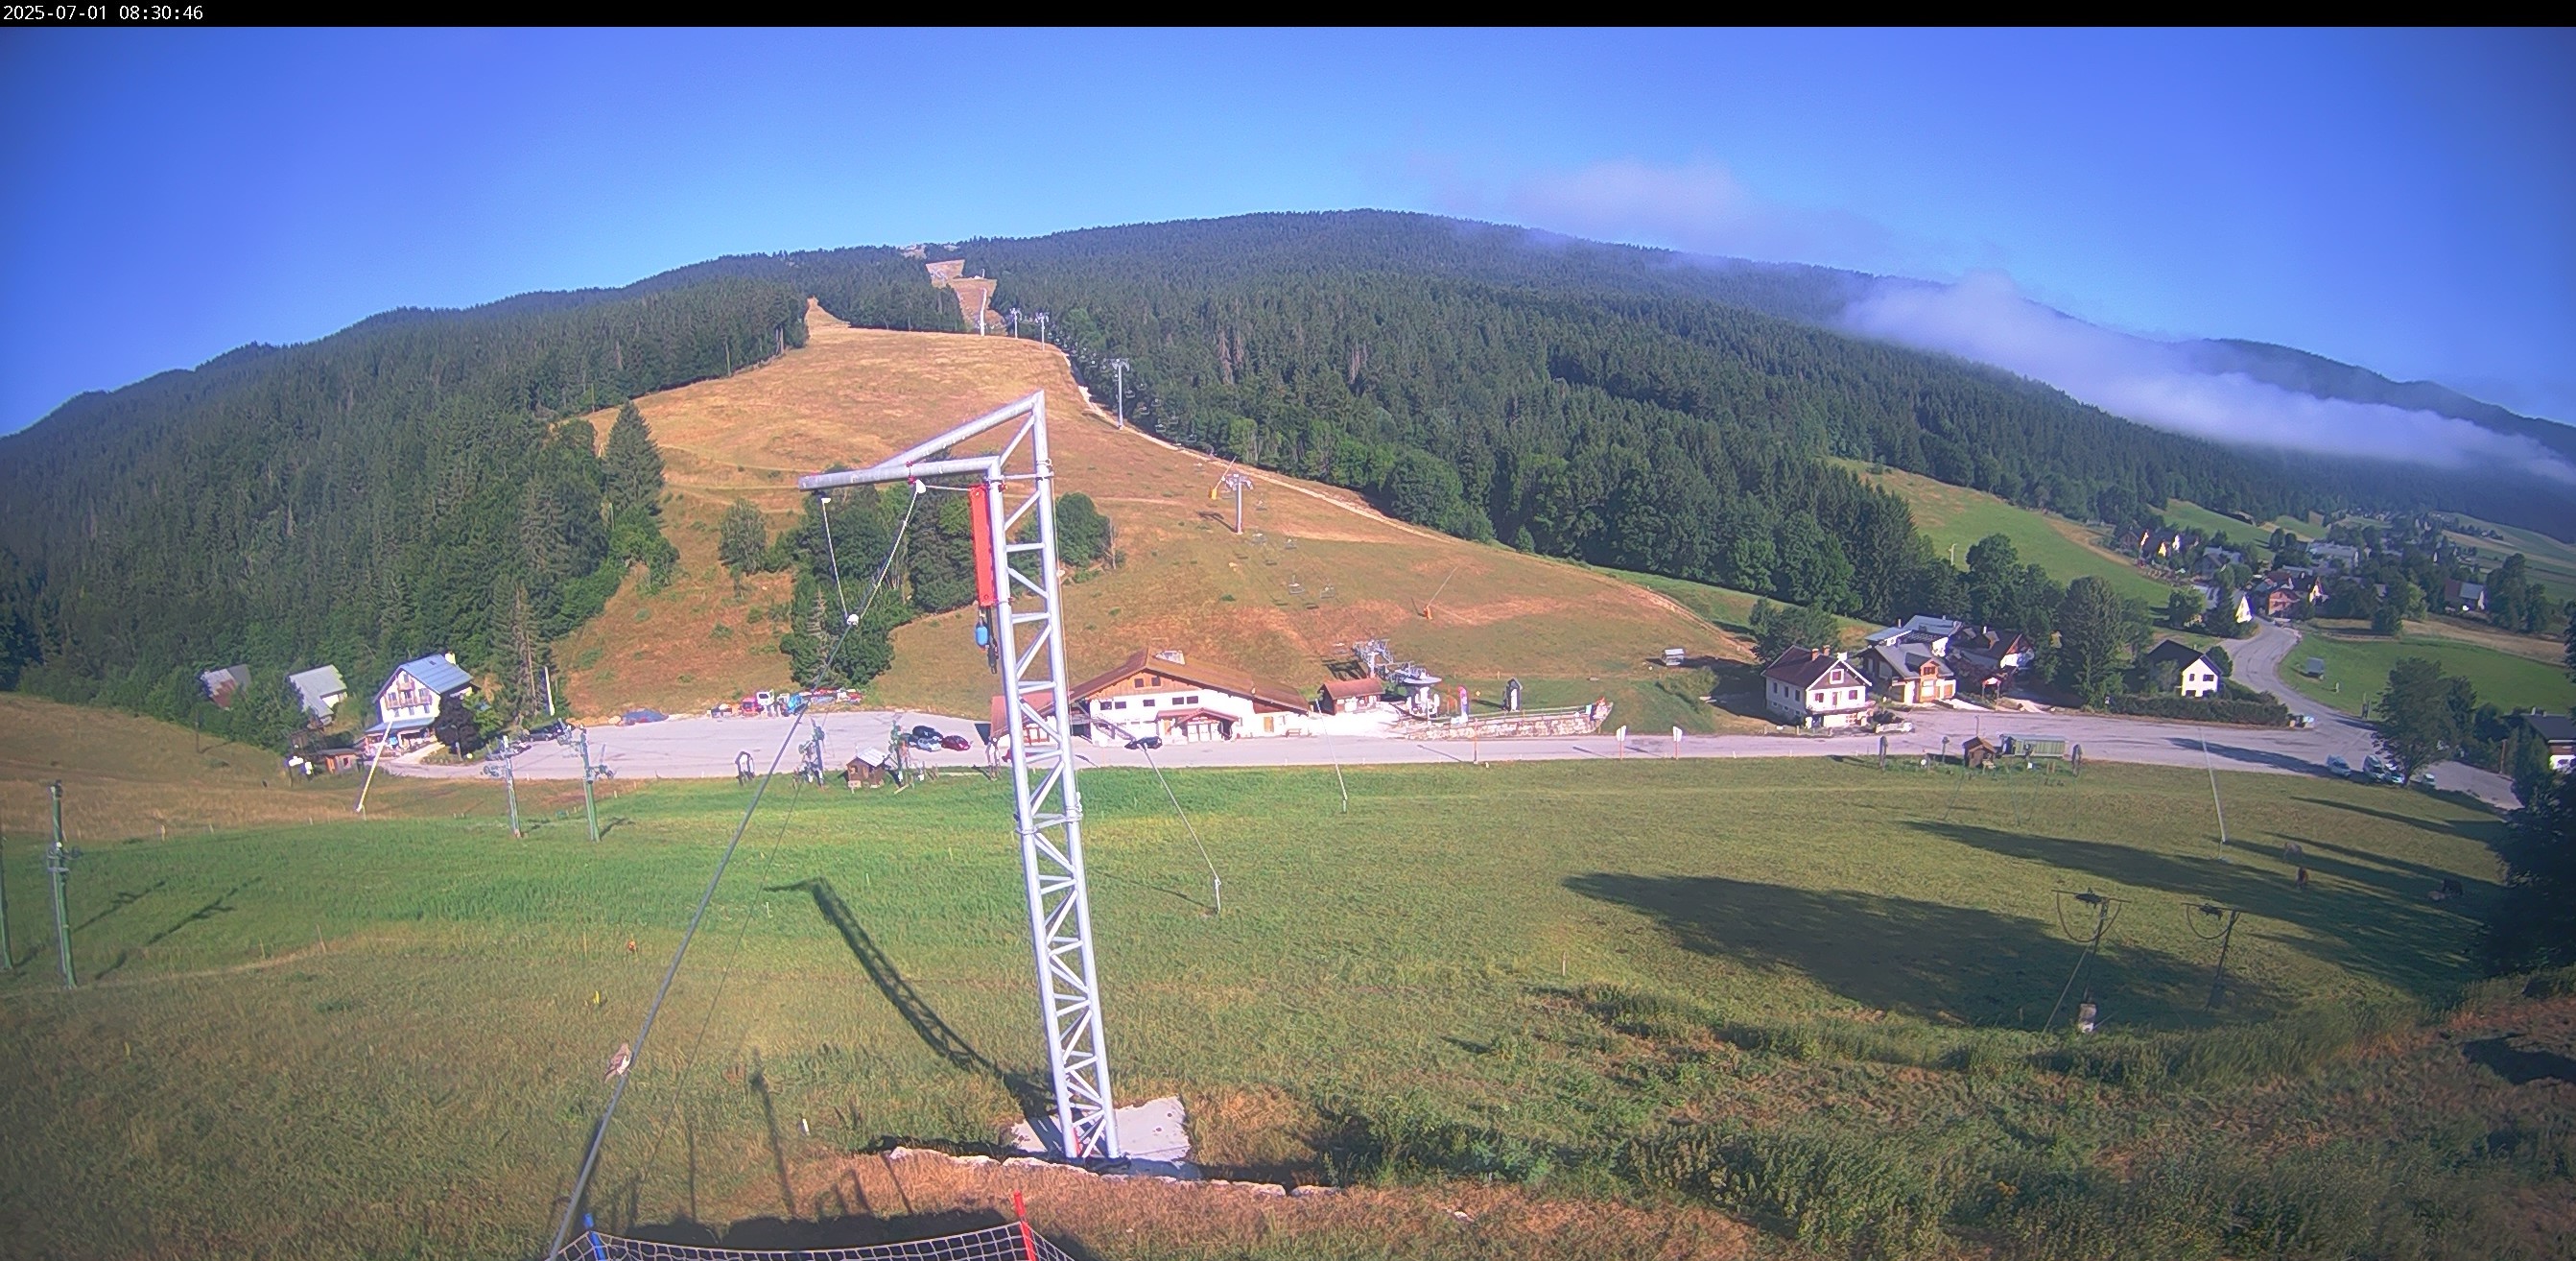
[6,211,2564,744]
[0,274,813,739]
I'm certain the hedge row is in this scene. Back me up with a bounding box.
[2105,692,2291,726]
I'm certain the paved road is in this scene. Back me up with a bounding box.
[391,620,2519,810]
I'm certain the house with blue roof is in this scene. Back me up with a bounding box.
[368,653,473,752]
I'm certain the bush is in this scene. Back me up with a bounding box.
[2106,691,2290,726]
[719,500,771,576]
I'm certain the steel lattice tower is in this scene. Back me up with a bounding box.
[800,392,1121,1160]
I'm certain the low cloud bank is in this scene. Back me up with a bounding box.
[1842,272,2576,484]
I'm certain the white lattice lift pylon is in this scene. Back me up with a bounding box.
[799,391,1122,1161]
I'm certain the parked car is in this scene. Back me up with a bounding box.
[756,691,775,709]
[1124,735,1164,750]
[738,697,762,716]
[2290,713,2316,728]
[2326,755,2351,777]
[619,708,667,726]
[903,731,943,751]
[909,724,941,743]
[526,720,568,742]
[939,733,973,751]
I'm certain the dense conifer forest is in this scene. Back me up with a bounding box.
[0,277,808,741]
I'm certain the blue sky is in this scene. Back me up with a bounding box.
[3,27,2570,436]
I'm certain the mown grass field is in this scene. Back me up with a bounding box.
[2159,499,2273,562]
[6,734,2559,1261]
[2284,625,2576,716]
[558,307,1743,734]
[2446,512,2576,606]
[1850,464,2173,605]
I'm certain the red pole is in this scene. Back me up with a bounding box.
[1015,1189,1039,1261]
[970,483,999,608]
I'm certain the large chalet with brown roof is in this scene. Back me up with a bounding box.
[1003,649,1310,746]
[1762,648,1875,729]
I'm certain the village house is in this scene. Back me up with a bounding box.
[2440,579,2488,614]
[1318,675,1384,714]
[2196,547,2247,575]
[2191,583,2256,625]
[289,664,348,721]
[1856,640,1956,705]
[1010,649,1310,746]
[2251,581,2302,619]
[1866,615,1962,657]
[1762,647,1875,729]
[2519,713,2576,772]
[2308,541,2363,572]
[198,663,250,707]
[2139,640,2223,698]
[367,653,473,753]
[1949,628,2036,691]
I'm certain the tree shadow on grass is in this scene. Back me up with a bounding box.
[2168,736,2318,774]
[768,877,1051,1120]
[1566,871,2257,1029]
[2293,796,2507,847]
[1914,821,2480,999]
[2463,1035,2576,1085]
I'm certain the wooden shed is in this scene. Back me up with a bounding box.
[1961,736,2002,770]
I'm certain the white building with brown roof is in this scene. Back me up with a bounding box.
[1010,649,1311,746]
[1762,648,1875,729]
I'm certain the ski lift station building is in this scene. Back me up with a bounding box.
[1004,648,1311,746]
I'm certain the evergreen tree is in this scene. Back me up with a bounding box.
[905,493,980,613]
[2053,576,2127,706]
[719,501,771,577]
[2487,769,2576,972]
[603,401,666,519]
[2163,588,2201,630]
[1054,493,1113,567]
[2202,586,2246,638]
[2374,656,2463,781]
[1748,599,1844,661]
[2565,599,2576,682]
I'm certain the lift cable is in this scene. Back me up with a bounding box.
[548,488,920,1257]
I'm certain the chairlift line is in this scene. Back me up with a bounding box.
[797,391,1124,1164]
[547,488,921,1259]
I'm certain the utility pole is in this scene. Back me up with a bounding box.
[46,781,73,989]
[1033,312,1049,345]
[576,726,601,843]
[1107,358,1129,428]
[500,735,522,838]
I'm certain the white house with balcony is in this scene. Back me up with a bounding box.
[368,653,472,752]
[1762,647,1875,729]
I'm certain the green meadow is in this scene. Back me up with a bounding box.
[2285,627,2576,715]
[1850,464,2174,604]
[5,752,2556,1261]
